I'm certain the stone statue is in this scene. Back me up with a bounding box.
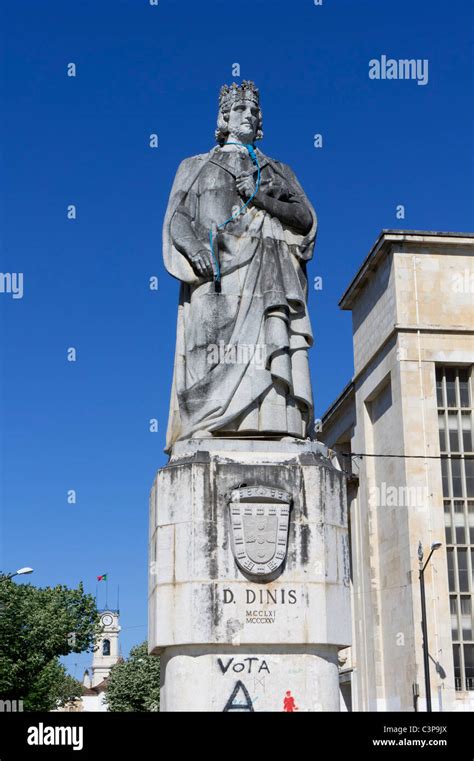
[163,81,317,452]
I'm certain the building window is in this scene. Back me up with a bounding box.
[103,639,111,656]
[437,366,474,691]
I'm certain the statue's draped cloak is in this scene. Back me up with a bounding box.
[163,146,317,453]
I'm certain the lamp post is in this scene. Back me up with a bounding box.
[0,567,34,582]
[418,541,442,712]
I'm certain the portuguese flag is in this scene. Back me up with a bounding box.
[97,574,108,582]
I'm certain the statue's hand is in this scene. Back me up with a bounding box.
[261,176,292,200]
[236,173,256,200]
[189,249,214,279]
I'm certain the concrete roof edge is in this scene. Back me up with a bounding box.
[338,229,474,310]
[320,379,355,426]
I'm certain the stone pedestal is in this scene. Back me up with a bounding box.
[148,438,351,712]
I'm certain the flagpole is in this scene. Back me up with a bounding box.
[105,575,108,609]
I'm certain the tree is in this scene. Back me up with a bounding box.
[24,659,84,711]
[105,642,160,712]
[0,577,101,710]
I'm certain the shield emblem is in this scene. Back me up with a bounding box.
[228,485,292,580]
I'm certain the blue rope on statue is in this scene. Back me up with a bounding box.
[209,142,261,284]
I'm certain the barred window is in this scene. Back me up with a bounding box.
[437,366,474,691]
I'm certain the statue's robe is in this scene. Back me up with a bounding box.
[163,145,317,453]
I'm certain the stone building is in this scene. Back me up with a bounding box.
[321,230,474,711]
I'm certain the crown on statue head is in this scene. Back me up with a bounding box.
[219,80,260,110]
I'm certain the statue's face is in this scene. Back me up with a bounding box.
[227,99,259,142]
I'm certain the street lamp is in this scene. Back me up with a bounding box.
[0,567,34,582]
[418,541,442,712]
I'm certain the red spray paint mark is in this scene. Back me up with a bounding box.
[283,690,298,712]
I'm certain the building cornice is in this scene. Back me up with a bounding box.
[395,324,474,335]
[321,380,355,426]
[339,230,474,310]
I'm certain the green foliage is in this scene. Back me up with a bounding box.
[0,577,101,710]
[23,659,84,712]
[105,641,160,712]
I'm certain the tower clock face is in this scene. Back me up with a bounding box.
[101,614,113,627]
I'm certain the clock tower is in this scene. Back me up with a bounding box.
[90,610,121,687]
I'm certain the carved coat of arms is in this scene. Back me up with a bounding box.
[228,485,292,580]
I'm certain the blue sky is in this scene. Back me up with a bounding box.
[1,0,472,678]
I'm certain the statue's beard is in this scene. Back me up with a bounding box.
[232,124,256,142]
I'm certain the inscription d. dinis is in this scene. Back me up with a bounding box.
[228,485,292,581]
[223,588,298,605]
